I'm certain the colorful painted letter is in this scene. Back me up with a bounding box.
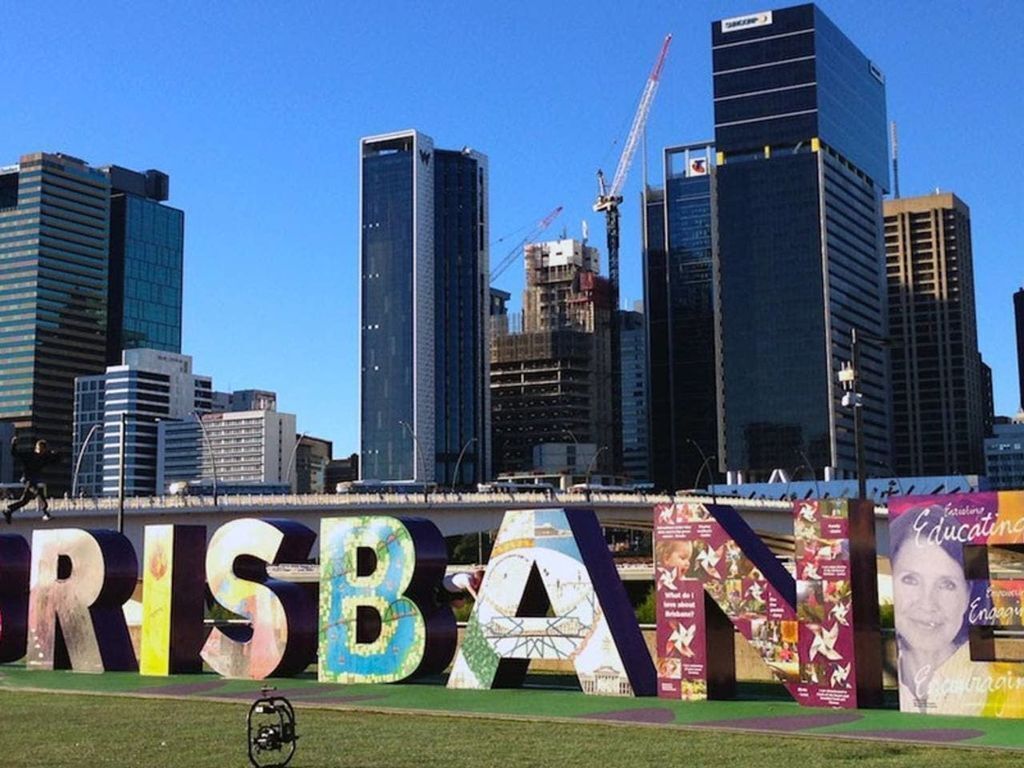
[654,499,881,707]
[202,519,317,679]
[448,508,655,696]
[27,529,138,672]
[318,516,455,683]
[890,491,1024,717]
[0,534,30,663]
[140,525,207,675]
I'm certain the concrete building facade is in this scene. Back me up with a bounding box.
[884,192,985,475]
[157,408,297,493]
[295,435,332,493]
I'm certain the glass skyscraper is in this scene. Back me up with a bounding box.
[359,130,490,485]
[1015,288,1024,412]
[103,166,184,364]
[0,154,184,492]
[619,307,650,483]
[643,144,718,491]
[712,4,891,480]
[0,153,110,491]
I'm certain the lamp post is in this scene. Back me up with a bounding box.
[686,438,717,505]
[192,411,218,506]
[117,412,127,533]
[398,420,426,481]
[451,437,477,492]
[71,422,101,499]
[585,445,608,486]
[398,420,428,502]
[284,431,307,492]
[794,449,822,499]
[839,328,890,500]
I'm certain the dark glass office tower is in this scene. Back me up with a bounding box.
[712,5,890,481]
[1016,288,1024,411]
[102,166,184,364]
[433,148,490,486]
[619,308,650,482]
[0,153,110,492]
[643,144,718,491]
[360,131,489,484]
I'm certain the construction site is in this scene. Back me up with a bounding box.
[490,238,614,476]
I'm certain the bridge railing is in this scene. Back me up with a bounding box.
[45,490,814,516]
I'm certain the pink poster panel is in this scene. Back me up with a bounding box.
[655,499,880,708]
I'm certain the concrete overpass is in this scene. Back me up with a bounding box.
[2,491,892,558]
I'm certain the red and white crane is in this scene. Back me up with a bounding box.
[593,33,671,472]
[490,205,564,284]
[593,33,672,299]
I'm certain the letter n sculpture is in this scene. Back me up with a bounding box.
[654,499,882,707]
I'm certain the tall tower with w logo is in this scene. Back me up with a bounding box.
[359,130,490,486]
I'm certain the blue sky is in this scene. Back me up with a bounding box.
[6,1,1023,455]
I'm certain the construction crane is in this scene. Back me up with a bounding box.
[490,205,564,284]
[593,33,672,299]
[593,33,672,474]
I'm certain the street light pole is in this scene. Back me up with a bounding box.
[686,438,717,505]
[398,420,426,481]
[451,436,477,492]
[585,445,608,485]
[795,449,822,499]
[117,412,126,533]
[72,422,101,498]
[398,420,428,502]
[284,431,307,491]
[193,411,218,506]
[853,328,866,500]
[840,327,890,500]
[562,429,581,485]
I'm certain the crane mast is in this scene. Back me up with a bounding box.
[593,33,672,474]
[594,33,672,296]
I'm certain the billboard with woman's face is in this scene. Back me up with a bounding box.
[890,493,1024,717]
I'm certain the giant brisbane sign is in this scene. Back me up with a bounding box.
[1,494,1023,720]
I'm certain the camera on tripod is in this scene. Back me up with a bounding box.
[247,687,297,767]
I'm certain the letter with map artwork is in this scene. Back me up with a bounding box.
[448,508,655,696]
[318,516,455,684]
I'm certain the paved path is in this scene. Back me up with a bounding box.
[0,665,1019,752]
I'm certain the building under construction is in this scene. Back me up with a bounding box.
[490,238,614,475]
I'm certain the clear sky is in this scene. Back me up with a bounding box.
[5,1,1023,455]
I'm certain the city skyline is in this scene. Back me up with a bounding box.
[5,1,1022,454]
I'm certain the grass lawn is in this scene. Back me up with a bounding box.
[2,690,1023,768]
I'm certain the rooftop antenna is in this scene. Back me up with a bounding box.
[581,219,589,244]
[890,121,900,199]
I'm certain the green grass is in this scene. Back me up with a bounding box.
[1,690,1022,768]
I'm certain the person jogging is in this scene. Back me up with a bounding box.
[5,436,63,524]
